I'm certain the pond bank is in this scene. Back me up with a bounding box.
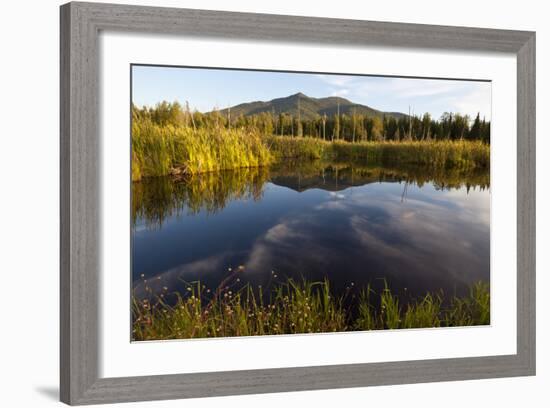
[131,121,490,181]
[132,277,490,340]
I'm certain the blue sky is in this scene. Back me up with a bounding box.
[132,65,491,121]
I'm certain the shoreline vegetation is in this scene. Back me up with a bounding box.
[132,276,490,341]
[131,101,490,181]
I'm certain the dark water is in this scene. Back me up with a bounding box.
[132,161,490,306]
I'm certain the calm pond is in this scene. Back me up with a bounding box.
[132,161,490,307]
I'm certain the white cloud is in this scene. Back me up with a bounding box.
[314,74,491,119]
[264,223,302,244]
[315,74,355,87]
[331,89,350,97]
[449,87,492,121]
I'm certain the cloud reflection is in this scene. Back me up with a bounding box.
[134,176,490,302]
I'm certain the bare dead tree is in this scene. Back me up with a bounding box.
[186,101,196,130]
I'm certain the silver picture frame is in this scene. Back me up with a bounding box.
[60,2,536,405]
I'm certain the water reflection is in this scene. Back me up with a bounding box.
[132,161,489,227]
[132,161,490,306]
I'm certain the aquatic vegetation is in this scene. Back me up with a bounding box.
[132,116,490,180]
[132,119,274,180]
[132,277,490,340]
[269,136,490,170]
[444,282,491,326]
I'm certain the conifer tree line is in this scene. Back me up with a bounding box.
[133,101,490,144]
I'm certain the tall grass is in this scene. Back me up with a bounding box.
[132,120,490,180]
[269,136,490,170]
[267,136,326,160]
[132,278,490,341]
[132,120,273,180]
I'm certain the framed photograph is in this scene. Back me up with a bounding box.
[60,2,535,405]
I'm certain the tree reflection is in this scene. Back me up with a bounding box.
[132,161,490,228]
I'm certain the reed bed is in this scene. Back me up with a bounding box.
[269,136,490,170]
[132,120,273,181]
[132,277,490,340]
[132,120,490,180]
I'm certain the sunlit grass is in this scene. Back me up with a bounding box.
[132,120,274,180]
[269,136,490,170]
[132,278,490,341]
[132,119,490,181]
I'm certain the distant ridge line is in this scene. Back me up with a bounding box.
[213,92,407,120]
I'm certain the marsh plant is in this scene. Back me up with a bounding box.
[131,102,490,180]
[132,119,273,181]
[132,275,490,340]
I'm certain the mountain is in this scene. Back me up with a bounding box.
[215,92,406,120]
